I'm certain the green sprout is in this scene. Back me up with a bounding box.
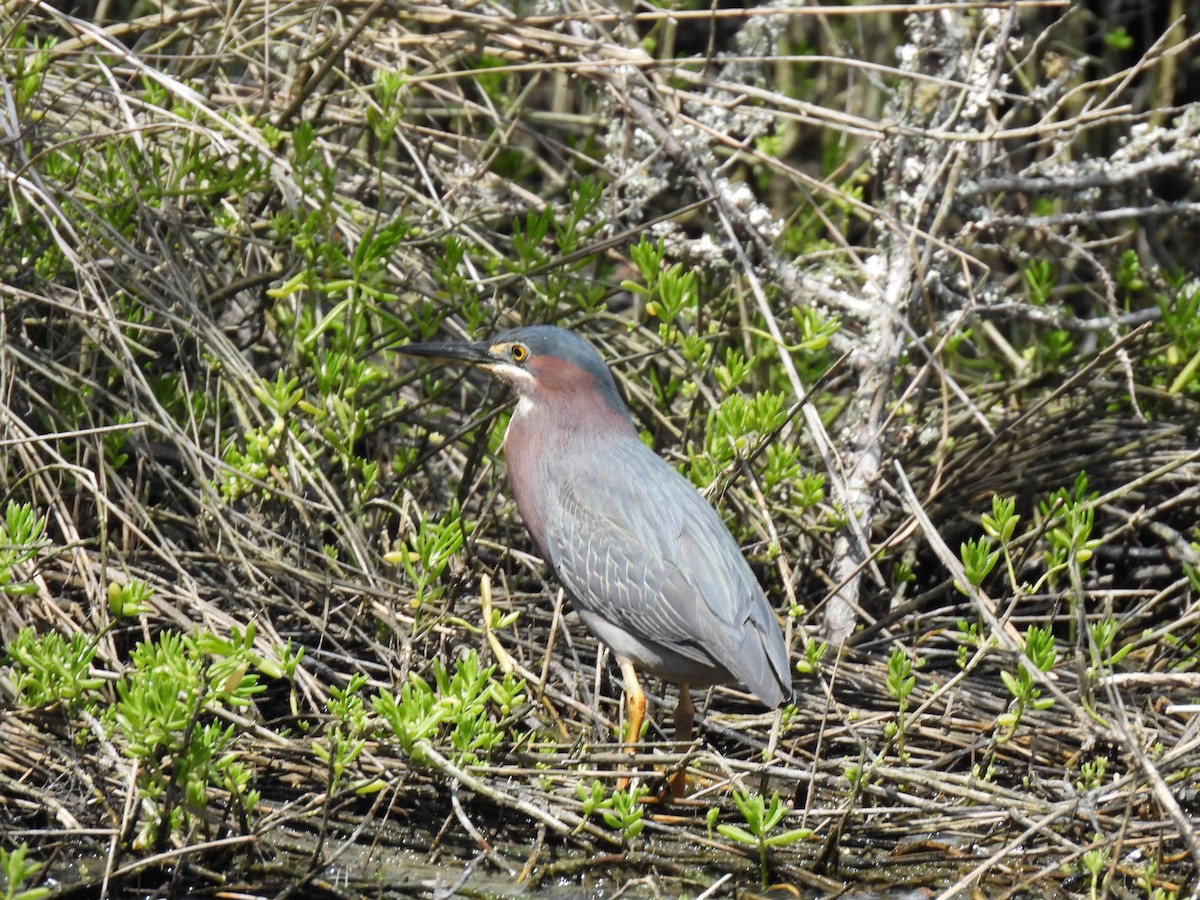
[0,843,49,900]
[997,625,1057,740]
[108,626,273,848]
[957,535,999,593]
[7,628,104,711]
[795,632,828,676]
[885,645,916,761]
[0,502,48,597]
[601,783,648,842]
[371,650,526,767]
[107,577,154,618]
[1081,835,1110,900]
[574,780,647,841]
[1039,472,1100,593]
[716,790,812,888]
[384,504,467,611]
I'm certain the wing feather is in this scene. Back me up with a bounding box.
[541,439,790,703]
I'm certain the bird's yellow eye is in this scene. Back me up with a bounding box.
[510,343,529,364]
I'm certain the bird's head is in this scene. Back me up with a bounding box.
[398,325,629,420]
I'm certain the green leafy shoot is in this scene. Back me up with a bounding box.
[716,790,812,887]
[371,650,526,767]
[112,625,274,848]
[107,577,154,618]
[7,628,103,711]
[885,645,916,761]
[384,503,468,610]
[0,843,49,900]
[601,783,648,842]
[0,502,48,597]
[997,625,1057,740]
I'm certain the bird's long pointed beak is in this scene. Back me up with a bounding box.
[396,339,494,369]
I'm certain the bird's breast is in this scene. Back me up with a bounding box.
[501,391,638,554]
[501,408,562,556]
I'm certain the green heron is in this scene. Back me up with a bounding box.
[400,325,791,780]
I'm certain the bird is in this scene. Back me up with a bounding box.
[399,325,792,791]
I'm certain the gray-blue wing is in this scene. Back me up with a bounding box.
[541,439,791,707]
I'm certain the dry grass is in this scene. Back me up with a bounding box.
[1,0,1199,896]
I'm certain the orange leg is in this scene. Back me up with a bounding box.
[617,658,646,751]
[616,659,645,791]
[668,685,693,800]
